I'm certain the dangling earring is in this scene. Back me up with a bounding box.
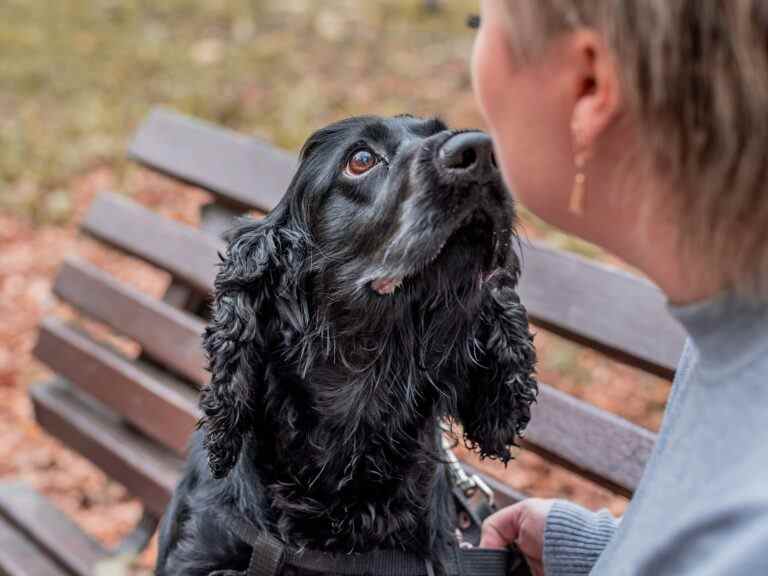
[569,150,588,215]
[569,117,592,216]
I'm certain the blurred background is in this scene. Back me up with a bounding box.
[0,0,669,571]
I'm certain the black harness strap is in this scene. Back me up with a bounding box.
[219,512,527,576]
[248,531,285,576]
[451,485,495,547]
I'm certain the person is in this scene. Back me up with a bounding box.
[470,1,768,575]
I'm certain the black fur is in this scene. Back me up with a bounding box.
[156,115,537,575]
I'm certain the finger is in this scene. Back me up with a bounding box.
[479,504,523,549]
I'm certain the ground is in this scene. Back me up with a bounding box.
[0,1,671,572]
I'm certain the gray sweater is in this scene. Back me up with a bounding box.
[543,293,768,575]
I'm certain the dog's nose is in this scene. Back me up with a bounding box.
[438,132,497,178]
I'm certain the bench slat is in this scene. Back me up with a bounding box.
[31,380,182,518]
[526,386,655,496]
[31,381,510,522]
[128,108,296,212]
[81,191,683,377]
[36,307,652,493]
[33,318,199,456]
[82,192,223,294]
[0,517,67,576]
[55,258,207,386]
[519,242,685,376]
[0,483,107,576]
[127,109,685,375]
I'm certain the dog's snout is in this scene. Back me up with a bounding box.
[438,132,496,178]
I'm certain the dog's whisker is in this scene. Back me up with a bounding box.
[308,457,330,490]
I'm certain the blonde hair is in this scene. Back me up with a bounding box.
[502,1,768,294]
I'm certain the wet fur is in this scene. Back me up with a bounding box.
[156,115,537,575]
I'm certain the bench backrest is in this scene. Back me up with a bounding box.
[32,108,686,517]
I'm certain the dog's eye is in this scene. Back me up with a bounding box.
[345,148,378,176]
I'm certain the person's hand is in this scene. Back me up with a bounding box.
[479,498,555,576]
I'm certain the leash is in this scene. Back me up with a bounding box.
[218,510,526,576]
[442,434,496,547]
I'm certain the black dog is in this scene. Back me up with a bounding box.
[155,115,537,575]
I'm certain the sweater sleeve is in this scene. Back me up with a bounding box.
[543,500,619,576]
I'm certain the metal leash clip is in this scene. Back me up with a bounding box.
[442,432,495,508]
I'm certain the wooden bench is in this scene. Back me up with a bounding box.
[0,108,687,575]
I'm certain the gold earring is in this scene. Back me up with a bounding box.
[569,151,588,215]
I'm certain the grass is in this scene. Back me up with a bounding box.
[1,0,614,264]
[0,0,480,223]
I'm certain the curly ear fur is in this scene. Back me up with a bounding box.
[457,270,538,462]
[200,211,297,479]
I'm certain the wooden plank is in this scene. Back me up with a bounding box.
[519,241,686,377]
[30,382,527,535]
[54,258,207,386]
[82,192,223,294]
[199,201,246,239]
[31,380,182,517]
[34,309,652,492]
[33,318,199,455]
[0,517,66,576]
[32,374,640,525]
[524,384,656,496]
[148,201,244,320]
[82,191,683,376]
[0,483,107,576]
[30,381,527,551]
[34,309,652,494]
[83,196,681,378]
[128,107,296,212]
[128,110,683,373]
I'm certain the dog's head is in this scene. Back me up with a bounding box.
[303,115,517,308]
[201,115,535,480]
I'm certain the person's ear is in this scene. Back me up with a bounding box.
[568,30,623,149]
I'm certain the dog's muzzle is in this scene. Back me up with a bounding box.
[370,131,503,297]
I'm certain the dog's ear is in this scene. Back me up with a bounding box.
[454,271,538,463]
[199,207,300,479]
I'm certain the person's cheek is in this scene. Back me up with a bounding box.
[471,23,522,199]
[471,23,494,129]
[473,25,506,150]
